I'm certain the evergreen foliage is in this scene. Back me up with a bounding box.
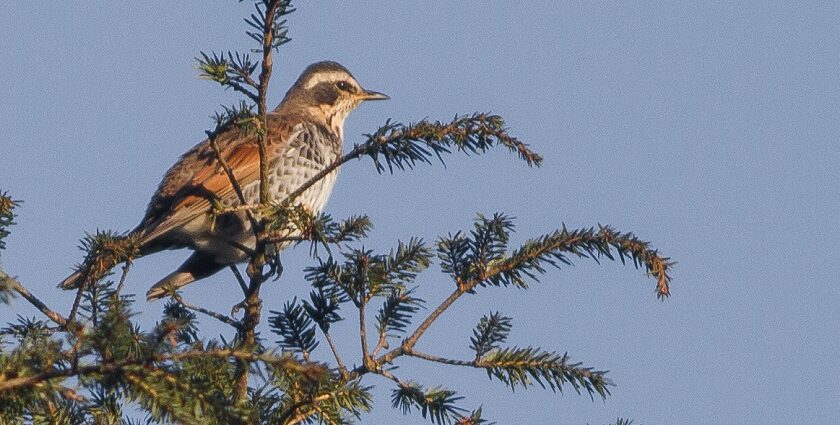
[0,2,673,423]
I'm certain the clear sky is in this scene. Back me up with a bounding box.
[1,1,838,424]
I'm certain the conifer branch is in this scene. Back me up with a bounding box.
[197,51,260,103]
[359,283,371,364]
[63,231,141,290]
[0,348,296,393]
[0,191,17,255]
[477,347,610,398]
[303,290,348,376]
[402,346,610,399]
[269,298,318,361]
[470,311,512,361]
[282,114,540,207]
[486,224,673,298]
[374,289,424,355]
[277,382,371,425]
[1,2,674,422]
[391,380,466,425]
[364,216,672,386]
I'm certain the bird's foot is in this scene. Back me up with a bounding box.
[266,250,283,281]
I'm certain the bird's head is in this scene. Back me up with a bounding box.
[278,61,388,138]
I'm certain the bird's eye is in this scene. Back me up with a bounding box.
[336,81,352,92]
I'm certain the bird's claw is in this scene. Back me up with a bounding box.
[231,300,247,317]
[267,251,284,281]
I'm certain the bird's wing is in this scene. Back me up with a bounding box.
[138,115,301,246]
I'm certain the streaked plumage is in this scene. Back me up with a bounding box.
[59,61,388,300]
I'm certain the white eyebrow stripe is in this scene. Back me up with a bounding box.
[303,71,353,89]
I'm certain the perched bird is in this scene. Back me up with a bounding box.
[59,61,388,300]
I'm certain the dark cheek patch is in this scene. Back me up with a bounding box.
[313,83,339,106]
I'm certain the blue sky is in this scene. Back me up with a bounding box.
[1,2,838,424]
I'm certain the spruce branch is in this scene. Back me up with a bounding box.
[269,298,319,361]
[458,407,493,425]
[259,207,373,255]
[207,101,260,141]
[64,231,142,290]
[391,381,466,425]
[275,380,372,425]
[302,290,348,376]
[364,114,543,172]
[302,290,343,333]
[282,114,540,207]
[244,0,295,55]
[197,51,260,103]
[469,312,512,361]
[382,238,434,289]
[304,240,432,310]
[375,288,425,354]
[478,347,610,399]
[0,348,300,393]
[436,215,673,297]
[366,215,672,389]
[0,1,677,421]
[0,191,18,254]
[487,224,673,298]
[159,301,201,346]
[401,346,610,400]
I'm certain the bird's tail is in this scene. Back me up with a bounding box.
[145,252,224,301]
[58,271,85,290]
[57,227,159,290]
[144,270,198,301]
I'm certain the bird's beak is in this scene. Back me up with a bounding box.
[361,89,390,101]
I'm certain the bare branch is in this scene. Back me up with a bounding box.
[172,292,240,329]
[1,269,68,328]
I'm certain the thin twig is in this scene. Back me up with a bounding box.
[256,0,279,205]
[359,298,370,364]
[208,134,263,239]
[67,285,85,325]
[115,262,131,295]
[372,330,388,357]
[1,270,68,328]
[401,288,463,352]
[282,144,368,205]
[173,293,240,329]
[376,369,402,385]
[404,350,473,367]
[229,265,249,295]
[208,135,249,207]
[212,142,369,217]
[321,329,348,379]
[347,288,465,379]
[278,392,339,425]
[228,81,259,104]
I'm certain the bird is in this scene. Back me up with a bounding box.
[59,61,388,300]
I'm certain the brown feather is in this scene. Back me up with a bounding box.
[137,113,300,247]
